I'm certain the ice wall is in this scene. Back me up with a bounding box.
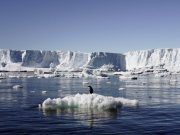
[56,51,90,71]
[56,51,125,71]
[0,49,61,71]
[88,52,125,71]
[22,50,59,68]
[125,48,180,71]
[0,49,126,71]
[0,50,11,67]
[1,48,179,72]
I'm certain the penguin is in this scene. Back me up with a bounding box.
[88,86,94,94]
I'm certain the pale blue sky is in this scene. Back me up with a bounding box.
[0,0,180,53]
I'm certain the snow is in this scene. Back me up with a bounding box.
[40,93,138,110]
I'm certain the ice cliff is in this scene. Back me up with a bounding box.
[0,49,125,71]
[125,48,180,72]
[0,48,180,72]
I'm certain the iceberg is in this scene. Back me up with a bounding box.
[40,93,138,111]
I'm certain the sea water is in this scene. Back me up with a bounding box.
[1,74,180,134]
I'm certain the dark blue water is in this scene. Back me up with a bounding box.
[1,75,180,135]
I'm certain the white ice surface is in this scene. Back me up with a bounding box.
[125,48,180,72]
[41,93,138,110]
[1,48,180,72]
[0,50,125,72]
[13,85,23,89]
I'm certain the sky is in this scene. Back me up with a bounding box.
[0,0,180,53]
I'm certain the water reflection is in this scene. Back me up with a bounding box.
[42,107,118,128]
[121,74,180,106]
[0,86,28,108]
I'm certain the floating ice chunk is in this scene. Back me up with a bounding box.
[0,77,5,79]
[113,71,132,76]
[27,76,34,78]
[38,104,42,108]
[82,81,89,84]
[42,91,47,94]
[0,73,6,79]
[119,87,125,90]
[169,79,178,85]
[170,79,178,83]
[116,97,138,107]
[9,75,17,78]
[106,81,111,84]
[13,85,23,89]
[0,76,6,79]
[41,93,138,111]
[119,75,138,80]
[96,76,109,79]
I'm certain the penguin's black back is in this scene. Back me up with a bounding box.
[88,86,94,94]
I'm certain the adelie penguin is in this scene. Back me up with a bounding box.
[88,86,94,94]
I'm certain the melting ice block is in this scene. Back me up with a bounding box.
[41,93,138,110]
[13,85,23,89]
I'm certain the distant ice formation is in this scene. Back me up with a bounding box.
[125,48,180,72]
[0,49,125,72]
[0,48,180,72]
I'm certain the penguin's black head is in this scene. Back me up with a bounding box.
[88,86,93,94]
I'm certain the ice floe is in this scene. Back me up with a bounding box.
[13,85,23,89]
[40,93,138,111]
